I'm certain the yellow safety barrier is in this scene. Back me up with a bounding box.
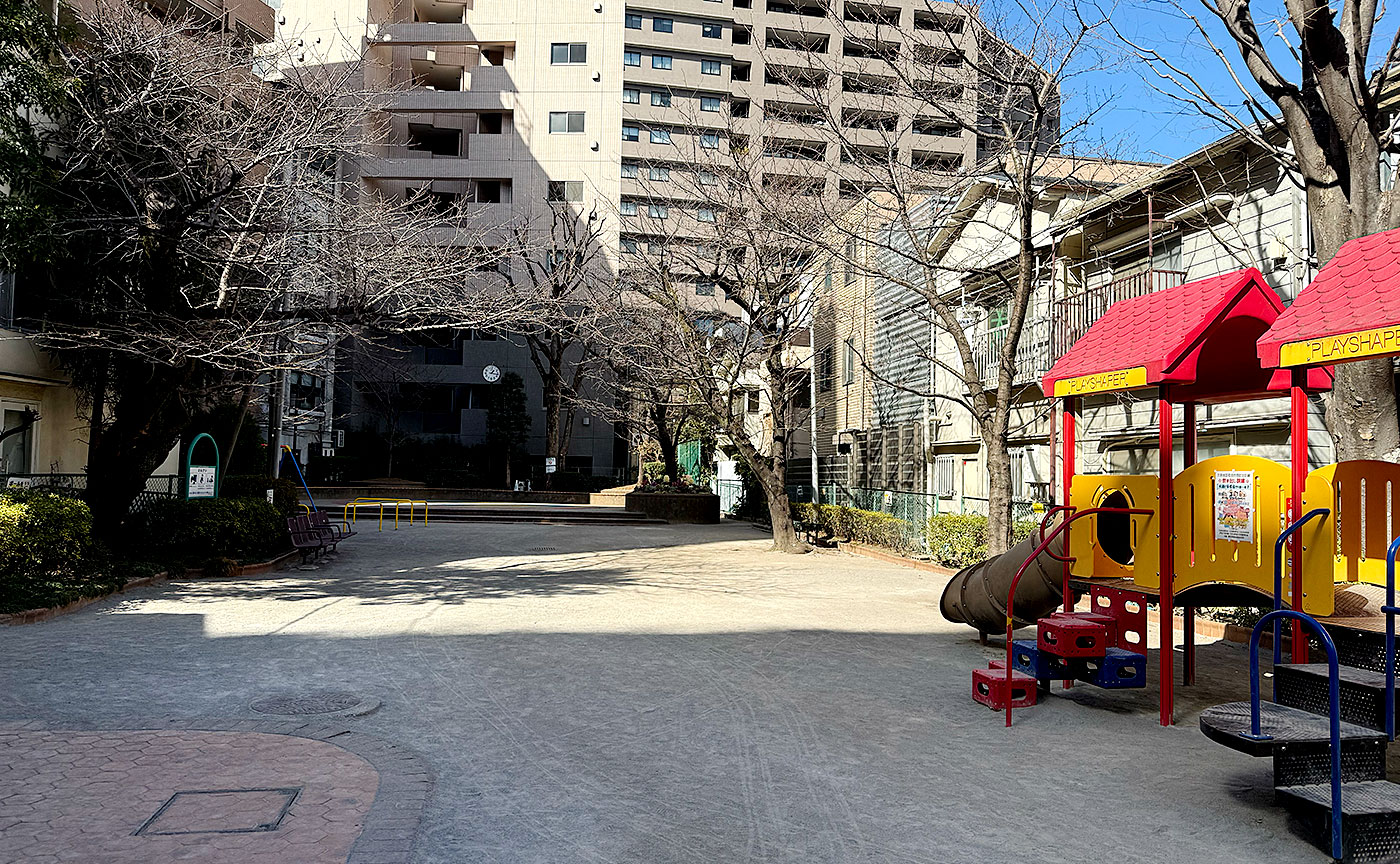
[341,498,430,532]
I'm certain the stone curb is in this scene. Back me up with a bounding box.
[0,718,431,864]
[0,549,301,627]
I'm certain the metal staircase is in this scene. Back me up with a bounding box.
[1198,529,1400,862]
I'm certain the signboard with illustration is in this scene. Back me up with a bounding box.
[185,433,220,500]
[1214,470,1254,543]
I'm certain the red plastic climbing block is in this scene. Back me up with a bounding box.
[1076,611,1118,648]
[972,666,1037,711]
[1089,585,1148,652]
[1037,613,1109,659]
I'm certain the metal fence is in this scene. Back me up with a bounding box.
[709,479,815,518]
[1,473,181,512]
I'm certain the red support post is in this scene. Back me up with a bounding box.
[1182,402,1197,687]
[1158,395,1175,726]
[1290,369,1308,662]
[1061,397,1077,615]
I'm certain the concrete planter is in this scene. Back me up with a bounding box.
[624,491,721,524]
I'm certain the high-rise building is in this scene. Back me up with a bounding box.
[274,0,1019,482]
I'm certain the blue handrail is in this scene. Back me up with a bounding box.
[1272,509,1331,667]
[280,445,317,513]
[1385,536,1400,741]
[1246,609,1342,862]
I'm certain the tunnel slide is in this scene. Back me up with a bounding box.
[939,527,1069,634]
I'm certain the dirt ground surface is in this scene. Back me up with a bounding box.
[0,519,1333,863]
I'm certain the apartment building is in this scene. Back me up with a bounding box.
[275,0,1011,478]
[815,130,1340,515]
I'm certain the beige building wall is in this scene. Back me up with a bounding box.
[0,333,87,475]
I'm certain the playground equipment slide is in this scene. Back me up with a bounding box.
[939,527,1067,633]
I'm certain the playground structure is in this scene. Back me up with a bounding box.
[939,238,1400,861]
[342,497,431,531]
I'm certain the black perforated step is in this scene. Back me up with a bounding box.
[1276,781,1400,863]
[1276,664,1400,732]
[1200,702,1388,756]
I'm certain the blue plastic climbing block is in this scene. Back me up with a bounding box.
[1011,640,1080,682]
[1078,647,1147,689]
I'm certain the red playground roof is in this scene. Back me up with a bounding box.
[1258,227,1400,368]
[1041,268,1331,403]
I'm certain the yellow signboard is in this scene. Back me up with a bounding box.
[1052,366,1148,397]
[1280,324,1400,366]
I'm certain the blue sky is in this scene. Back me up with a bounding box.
[1009,0,1299,163]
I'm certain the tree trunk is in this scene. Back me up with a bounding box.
[984,433,1014,556]
[222,382,254,482]
[765,486,801,552]
[651,404,679,482]
[542,373,562,489]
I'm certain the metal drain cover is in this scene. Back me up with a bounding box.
[249,690,379,717]
[526,546,558,552]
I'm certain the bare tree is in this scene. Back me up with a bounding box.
[1117,0,1400,460]
[0,1,532,536]
[600,143,823,551]
[510,203,614,487]
[743,0,1117,553]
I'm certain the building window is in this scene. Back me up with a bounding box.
[648,203,669,219]
[624,51,641,66]
[697,207,716,222]
[289,372,325,412]
[621,162,639,178]
[548,111,585,133]
[701,59,721,75]
[843,337,855,385]
[620,200,638,215]
[935,456,955,497]
[817,346,834,392]
[746,390,761,413]
[652,90,672,107]
[621,237,639,253]
[649,165,670,181]
[0,404,35,473]
[547,180,584,202]
[625,12,642,28]
[650,128,672,144]
[702,22,722,38]
[652,54,672,70]
[653,16,673,32]
[550,42,587,64]
[623,87,640,103]
[700,95,721,112]
[696,281,716,296]
[622,125,640,141]
[699,132,719,148]
[845,236,858,284]
[698,169,717,185]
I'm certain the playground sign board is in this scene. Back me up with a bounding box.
[188,466,216,498]
[1051,366,1148,397]
[1279,324,1400,366]
[1213,470,1254,542]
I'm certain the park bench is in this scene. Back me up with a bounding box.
[287,515,329,562]
[309,510,356,548]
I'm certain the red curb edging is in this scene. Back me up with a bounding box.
[837,541,958,577]
[0,549,302,626]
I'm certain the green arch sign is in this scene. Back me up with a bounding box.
[185,432,220,499]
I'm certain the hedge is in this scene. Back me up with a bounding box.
[925,514,1038,569]
[0,490,115,614]
[127,497,290,569]
[793,502,1039,565]
[219,475,301,519]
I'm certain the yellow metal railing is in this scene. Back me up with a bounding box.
[342,498,430,532]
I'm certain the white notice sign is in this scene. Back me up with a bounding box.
[545,457,557,474]
[188,466,217,499]
[1214,470,1254,543]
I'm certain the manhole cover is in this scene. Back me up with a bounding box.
[136,788,300,835]
[249,690,379,717]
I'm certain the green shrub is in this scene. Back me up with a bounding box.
[128,497,290,567]
[219,475,301,518]
[925,514,1038,568]
[791,501,920,553]
[0,490,115,613]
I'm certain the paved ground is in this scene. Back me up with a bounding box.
[0,520,1332,863]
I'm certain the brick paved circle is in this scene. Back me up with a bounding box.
[250,691,379,717]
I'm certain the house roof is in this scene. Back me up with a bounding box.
[1041,268,1331,402]
[1258,227,1400,367]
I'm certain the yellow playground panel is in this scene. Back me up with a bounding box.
[1067,454,1341,616]
[1067,474,1159,582]
[1303,459,1400,587]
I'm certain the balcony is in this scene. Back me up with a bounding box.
[1051,269,1186,358]
[972,316,1054,387]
